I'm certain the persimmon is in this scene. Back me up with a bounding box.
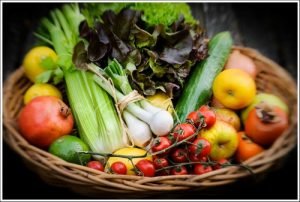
[235,131,264,163]
[245,104,289,146]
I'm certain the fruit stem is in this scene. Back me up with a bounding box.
[227,89,234,96]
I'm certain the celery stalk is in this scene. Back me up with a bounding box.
[65,70,125,154]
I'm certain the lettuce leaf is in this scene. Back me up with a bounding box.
[77,6,208,98]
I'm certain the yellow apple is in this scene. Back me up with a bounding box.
[198,120,238,160]
[212,69,256,110]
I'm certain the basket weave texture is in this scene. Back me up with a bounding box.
[3,46,298,197]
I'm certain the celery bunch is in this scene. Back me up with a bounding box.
[35,4,127,155]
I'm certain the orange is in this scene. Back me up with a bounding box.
[212,69,256,110]
[235,131,264,163]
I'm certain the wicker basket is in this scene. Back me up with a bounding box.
[3,46,297,198]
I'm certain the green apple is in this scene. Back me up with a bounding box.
[241,93,289,125]
[198,120,238,160]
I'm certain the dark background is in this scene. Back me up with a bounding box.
[2,2,298,200]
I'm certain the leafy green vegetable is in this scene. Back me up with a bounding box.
[40,56,56,70]
[130,3,197,27]
[78,7,208,98]
[159,29,193,65]
[35,56,64,84]
[81,3,197,28]
[81,3,129,27]
[35,70,53,83]
[53,68,64,84]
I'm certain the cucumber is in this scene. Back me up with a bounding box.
[175,31,233,122]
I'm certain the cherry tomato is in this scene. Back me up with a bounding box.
[171,148,188,163]
[135,159,156,177]
[172,123,196,142]
[153,157,169,169]
[151,136,172,156]
[188,137,211,158]
[189,154,207,162]
[111,161,127,175]
[87,161,104,172]
[198,105,216,128]
[171,166,188,175]
[245,106,289,146]
[212,158,230,170]
[193,164,213,175]
[186,111,202,127]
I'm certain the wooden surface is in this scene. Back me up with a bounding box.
[2,3,298,199]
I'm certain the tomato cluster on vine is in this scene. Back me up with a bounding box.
[86,105,235,177]
[147,105,228,175]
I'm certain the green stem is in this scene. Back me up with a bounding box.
[50,10,60,27]
[155,160,254,176]
[55,9,72,44]
[155,161,216,172]
[150,123,201,156]
[41,18,68,60]
[151,134,196,156]
[93,72,153,123]
[33,32,53,46]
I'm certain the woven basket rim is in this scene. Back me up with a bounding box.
[2,46,298,195]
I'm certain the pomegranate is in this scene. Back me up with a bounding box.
[18,96,74,148]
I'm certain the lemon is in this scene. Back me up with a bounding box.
[24,83,62,104]
[49,135,91,165]
[105,147,152,175]
[23,46,58,82]
[147,91,174,114]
